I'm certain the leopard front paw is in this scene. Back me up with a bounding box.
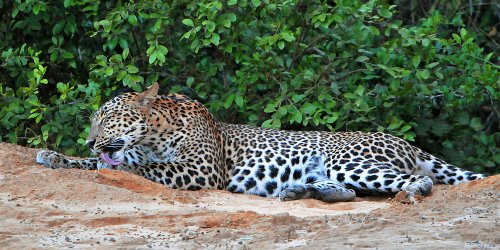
[96,161,113,170]
[36,150,70,169]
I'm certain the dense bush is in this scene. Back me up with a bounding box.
[0,0,498,174]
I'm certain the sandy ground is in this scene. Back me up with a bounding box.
[0,142,498,249]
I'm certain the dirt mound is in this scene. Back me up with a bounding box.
[0,143,498,249]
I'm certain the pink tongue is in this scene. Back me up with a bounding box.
[100,152,123,166]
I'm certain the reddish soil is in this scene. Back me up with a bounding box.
[0,142,498,249]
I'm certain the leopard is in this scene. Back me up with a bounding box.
[36,83,485,202]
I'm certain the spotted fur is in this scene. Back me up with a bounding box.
[36,83,485,202]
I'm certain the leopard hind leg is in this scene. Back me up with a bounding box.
[414,147,485,185]
[329,161,433,197]
[279,155,356,202]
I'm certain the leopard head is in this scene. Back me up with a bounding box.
[85,83,159,165]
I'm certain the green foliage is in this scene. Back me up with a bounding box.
[0,0,498,173]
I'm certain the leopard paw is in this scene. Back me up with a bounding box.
[279,185,311,201]
[403,176,433,197]
[36,150,70,169]
[97,161,113,170]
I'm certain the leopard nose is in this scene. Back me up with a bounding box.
[86,140,95,149]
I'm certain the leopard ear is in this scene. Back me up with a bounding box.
[134,82,159,108]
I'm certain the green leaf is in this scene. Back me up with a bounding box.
[272,119,281,129]
[127,65,139,74]
[485,52,494,62]
[98,20,110,30]
[318,93,332,101]
[416,69,430,80]
[235,95,244,108]
[153,19,162,32]
[53,21,65,35]
[12,7,19,18]
[403,133,415,141]
[186,77,194,87]
[109,54,122,63]
[33,4,40,14]
[8,132,18,144]
[326,113,339,123]
[182,19,194,27]
[343,93,357,99]
[470,117,482,131]
[182,30,192,39]
[492,154,500,164]
[400,125,411,132]
[116,70,127,81]
[460,28,467,38]
[332,14,342,23]
[251,0,261,7]
[411,55,421,68]
[262,119,273,128]
[128,14,138,26]
[119,39,128,49]
[378,8,393,18]
[281,33,294,42]
[148,53,157,64]
[318,13,326,22]
[422,39,430,46]
[367,26,380,35]
[291,77,302,88]
[388,123,400,130]
[291,94,305,103]
[63,0,73,7]
[157,45,168,54]
[63,52,74,59]
[105,67,114,76]
[452,33,461,43]
[248,114,259,121]
[278,41,285,50]
[211,33,220,45]
[302,102,316,114]
[224,94,235,108]
[222,19,231,28]
[206,21,216,32]
[485,86,494,94]
[355,56,369,62]
[264,103,276,113]
[156,51,166,63]
[293,111,302,123]
[122,48,129,60]
[354,85,364,96]
[278,106,287,116]
[425,62,439,68]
